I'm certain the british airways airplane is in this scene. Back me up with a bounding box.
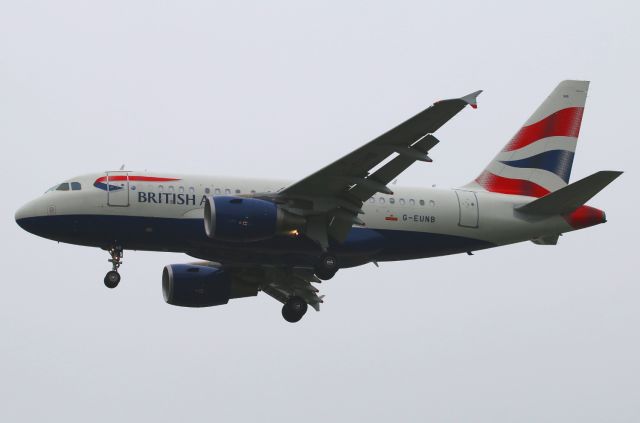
[15,80,621,322]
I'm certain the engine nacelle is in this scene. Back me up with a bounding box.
[162,264,232,307]
[204,196,304,242]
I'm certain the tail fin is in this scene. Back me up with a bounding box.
[467,80,589,197]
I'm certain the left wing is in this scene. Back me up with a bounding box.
[272,90,482,246]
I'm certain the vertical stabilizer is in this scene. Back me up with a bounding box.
[467,80,589,197]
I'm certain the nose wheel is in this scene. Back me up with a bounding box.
[104,245,123,289]
[104,270,121,288]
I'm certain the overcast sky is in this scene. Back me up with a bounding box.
[1,1,638,422]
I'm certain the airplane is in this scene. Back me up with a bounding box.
[15,80,622,323]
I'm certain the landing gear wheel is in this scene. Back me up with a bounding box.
[315,253,338,280]
[104,270,121,289]
[316,268,336,280]
[282,296,308,323]
[104,245,124,288]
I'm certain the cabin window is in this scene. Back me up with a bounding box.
[158,185,164,192]
[70,182,81,191]
[419,199,425,206]
[205,187,211,194]
[214,188,221,195]
[368,197,375,203]
[189,187,195,194]
[178,186,184,193]
[168,186,175,193]
[56,183,69,191]
[250,190,256,194]
[235,189,241,194]
[379,197,385,204]
[225,188,231,195]
[389,198,395,204]
[399,198,406,205]
[409,199,415,206]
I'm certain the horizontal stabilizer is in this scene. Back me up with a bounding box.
[516,170,622,215]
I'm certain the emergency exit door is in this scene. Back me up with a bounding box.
[455,190,479,228]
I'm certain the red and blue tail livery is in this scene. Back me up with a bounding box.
[469,80,588,197]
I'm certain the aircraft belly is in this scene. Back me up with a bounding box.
[17,214,497,266]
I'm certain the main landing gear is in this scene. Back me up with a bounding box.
[104,246,123,289]
[282,296,308,323]
[315,252,339,280]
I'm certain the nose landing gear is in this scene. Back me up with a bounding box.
[104,246,123,289]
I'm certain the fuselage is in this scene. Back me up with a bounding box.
[14,171,605,269]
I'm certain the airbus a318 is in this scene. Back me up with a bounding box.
[15,80,621,322]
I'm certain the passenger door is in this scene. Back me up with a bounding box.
[106,171,130,207]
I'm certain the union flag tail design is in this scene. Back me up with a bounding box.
[467,80,589,197]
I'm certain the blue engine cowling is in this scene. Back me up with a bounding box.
[162,264,232,307]
[204,196,304,242]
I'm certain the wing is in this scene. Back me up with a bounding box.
[273,90,482,246]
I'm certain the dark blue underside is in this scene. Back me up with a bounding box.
[16,215,494,268]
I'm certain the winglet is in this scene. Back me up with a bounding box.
[461,90,482,109]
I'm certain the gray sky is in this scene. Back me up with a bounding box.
[1,1,638,421]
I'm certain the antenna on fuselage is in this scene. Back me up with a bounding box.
[119,164,125,170]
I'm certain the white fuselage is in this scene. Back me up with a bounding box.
[15,171,585,268]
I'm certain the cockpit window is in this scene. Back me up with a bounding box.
[71,182,81,191]
[56,183,70,191]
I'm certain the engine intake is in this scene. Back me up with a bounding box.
[204,196,304,242]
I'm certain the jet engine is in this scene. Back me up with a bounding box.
[204,196,305,242]
[162,264,231,307]
[162,264,257,307]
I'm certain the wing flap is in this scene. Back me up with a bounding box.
[346,135,439,202]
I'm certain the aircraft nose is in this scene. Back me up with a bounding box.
[15,204,29,222]
[15,199,45,233]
